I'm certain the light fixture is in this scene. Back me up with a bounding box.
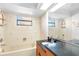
[50,3,66,12]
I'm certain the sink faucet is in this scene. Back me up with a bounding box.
[48,37,52,42]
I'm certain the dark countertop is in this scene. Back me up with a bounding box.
[37,40,79,56]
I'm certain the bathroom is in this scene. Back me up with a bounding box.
[0,3,79,56]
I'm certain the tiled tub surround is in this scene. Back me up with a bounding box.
[0,12,41,56]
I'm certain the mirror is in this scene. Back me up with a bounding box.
[48,3,79,41]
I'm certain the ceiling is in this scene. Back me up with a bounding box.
[0,3,79,17]
[52,3,79,16]
[0,3,43,17]
[13,3,42,9]
[48,3,79,19]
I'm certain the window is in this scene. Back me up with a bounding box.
[16,16,32,26]
[48,17,55,27]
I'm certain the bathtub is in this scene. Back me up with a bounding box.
[0,43,36,56]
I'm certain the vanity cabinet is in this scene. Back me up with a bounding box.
[36,43,55,56]
[36,44,46,56]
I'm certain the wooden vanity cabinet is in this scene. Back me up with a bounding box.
[36,44,46,56]
[36,43,55,56]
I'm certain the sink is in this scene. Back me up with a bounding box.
[42,42,56,47]
[42,40,63,48]
[42,42,50,45]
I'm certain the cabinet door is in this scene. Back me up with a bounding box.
[38,44,46,56]
[36,43,55,56]
[36,44,46,56]
[36,44,40,56]
[36,47,39,56]
[45,49,55,56]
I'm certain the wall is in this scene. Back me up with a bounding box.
[62,13,79,41]
[71,13,79,40]
[48,12,79,41]
[0,27,4,42]
[40,12,48,40]
[48,13,71,40]
[0,11,4,43]
[48,16,72,41]
[48,18,59,39]
[59,17,72,41]
[1,12,41,51]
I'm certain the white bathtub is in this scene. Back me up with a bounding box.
[0,46,36,56]
[0,42,36,56]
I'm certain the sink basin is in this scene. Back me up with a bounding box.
[42,42,50,45]
[42,42,56,47]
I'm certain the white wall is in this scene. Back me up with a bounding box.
[48,18,59,39]
[60,17,72,40]
[48,13,72,41]
[62,13,79,41]
[48,12,79,41]
[71,13,79,40]
[40,12,48,40]
[0,27,4,41]
[48,13,71,40]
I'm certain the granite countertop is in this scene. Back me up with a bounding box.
[37,40,79,56]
